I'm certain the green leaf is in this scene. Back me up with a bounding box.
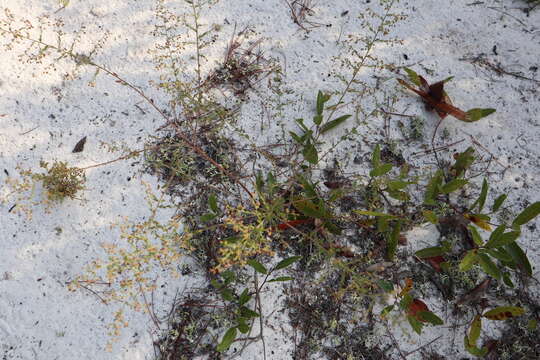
[255,171,264,193]
[240,306,260,318]
[469,315,482,347]
[370,163,393,177]
[313,114,323,126]
[484,224,506,248]
[222,270,236,284]
[468,225,484,246]
[464,335,488,357]
[451,147,475,178]
[423,210,439,224]
[478,253,501,280]
[200,213,216,223]
[293,198,328,219]
[483,306,525,320]
[441,76,455,83]
[486,248,513,263]
[354,210,396,218]
[320,114,351,133]
[381,305,394,317]
[220,288,235,302]
[415,246,446,258]
[472,179,488,212]
[298,176,318,198]
[492,194,507,212]
[387,221,401,260]
[208,194,219,213]
[407,315,423,335]
[459,250,478,272]
[302,142,318,164]
[274,256,302,270]
[418,311,444,325]
[238,288,251,306]
[424,170,443,205]
[217,327,237,352]
[237,319,250,334]
[505,242,532,276]
[316,91,330,116]
[387,189,410,201]
[388,180,410,191]
[464,108,496,122]
[323,221,342,235]
[486,231,520,249]
[377,279,394,292]
[328,188,345,202]
[377,216,390,233]
[268,276,294,282]
[289,131,303,144]
[400,294,413,310]
[502,272,514,287]
[513,201,540,227]
[295,118,308,131]
[404,67,421,86]
[247,259,267,274]
[372,144,381,168]
[441,179,468,194]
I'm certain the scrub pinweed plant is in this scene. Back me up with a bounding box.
[32,160,85,202]
[2,160,86,218]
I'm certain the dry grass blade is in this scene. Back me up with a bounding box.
[284,0,322,31]
[203,27,274,96]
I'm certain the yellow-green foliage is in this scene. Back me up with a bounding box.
[1,161,86,218]
[70,182,188,308]
[215,204,275,272]
[32,161,85,202]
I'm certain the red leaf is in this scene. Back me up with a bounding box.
[277,219,312,231]
[407,299,430,322]
[398,78,468,121]
[426,255,445,272]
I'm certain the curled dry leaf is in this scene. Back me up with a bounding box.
[456,278,491,306]
[398,68,496,122]
[72,136,87,153]
[365,261,393,272]
[426,255,445,272]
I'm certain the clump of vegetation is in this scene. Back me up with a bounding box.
[31,161,85,202]
[2,160,86,218]
[2,0,539,359]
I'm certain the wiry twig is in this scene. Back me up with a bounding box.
[460,54,540,84]
[203,26,274,97]
[404,335,443,357]
[383,321,407,360]
[283,0,323,31]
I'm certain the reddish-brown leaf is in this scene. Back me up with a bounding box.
[277,219,312,231]
[408,299,430,321]
[399,278,414,297]
[426,255,445,272]
[456,278,491,306]
[428,81,445,103]
[418,75,430,93]
[398,78,468,121]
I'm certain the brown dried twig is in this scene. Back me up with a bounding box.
[283,0,323,31]
[203,27,275,97]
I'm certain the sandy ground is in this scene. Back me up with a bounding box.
[1,0,539,359]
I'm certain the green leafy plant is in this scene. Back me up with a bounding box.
[464,306,526,356]
[213,256,301,352]
[289,90,351,165]
[381,278,444,334]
